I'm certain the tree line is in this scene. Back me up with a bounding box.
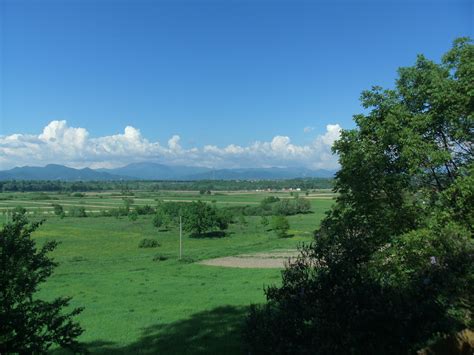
[0,178,333,193]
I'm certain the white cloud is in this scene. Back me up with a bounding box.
[167,135,182,152]
[303,126,314,133]
[0,120,342,170]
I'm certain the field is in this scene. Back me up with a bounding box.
[1,190,335,354]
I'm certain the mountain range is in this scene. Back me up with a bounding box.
[0,163,335,181]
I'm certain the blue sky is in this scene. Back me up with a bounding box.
[0,0,471,169]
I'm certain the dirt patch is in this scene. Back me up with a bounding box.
[199,249,300,269]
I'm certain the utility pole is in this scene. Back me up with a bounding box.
[179,215,182,260]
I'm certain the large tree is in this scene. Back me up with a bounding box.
[0,214,84,353]
[182,201,230,237]
[244,38,473,354]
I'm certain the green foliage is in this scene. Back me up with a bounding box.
[270,197,311,216]
[12,206,27,215]
[0,216,83,353]
[215,208,233,230]
[138,238,160,248]
[135,204,155,215]
[260,215,269,229]
[271,216,290,238]
[128,210,138,221]
[244,38,474,354]
[153,209,171,230]
[182,201,229,237]
[68,206,87,217]
[152,254,169,262]
[51,203,65,218]
[0,178,333,193]
[122,197,134,211]
[222,196,312,217]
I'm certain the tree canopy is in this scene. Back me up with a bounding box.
[0,214,84,353]
[244,38,473,354]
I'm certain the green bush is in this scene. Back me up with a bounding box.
[138,239,160,248]
[68,206,87,217]
[152,254,168,262]
[271,215,290,238]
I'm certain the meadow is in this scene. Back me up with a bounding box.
[1,190,335,354]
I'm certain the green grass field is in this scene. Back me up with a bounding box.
[2,191,334,354]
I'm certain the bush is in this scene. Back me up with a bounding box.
[51,203,65,218]
[138,239,160,248]
[68,206,87,217]
[271,215,290,238]
[128,210,138,221]
[153,209,171,230]
[135,204,155,215]
[152,254,168,262]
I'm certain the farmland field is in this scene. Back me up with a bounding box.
[1,190,335,354]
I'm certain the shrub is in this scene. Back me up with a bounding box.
[271,215,290,238]
[68,206,87,217]
[135,204,155,215]
[128,210,138,221]
[51,203,65,218]
[152,254,168,262]
[138,238,160,248]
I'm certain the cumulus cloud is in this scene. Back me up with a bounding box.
[0,120,342,170]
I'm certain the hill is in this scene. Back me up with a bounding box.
[0,163,336,181]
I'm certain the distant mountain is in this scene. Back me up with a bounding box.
[98,162,211,180]
[0,164,130,181]
[0,163,336,181]
[186,167,335,180]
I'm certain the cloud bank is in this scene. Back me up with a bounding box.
[0,120,341,170]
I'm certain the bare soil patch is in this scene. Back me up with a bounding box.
[199,249,300,269]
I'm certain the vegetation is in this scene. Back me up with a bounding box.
[51,203,65,218]
[68,206,87,218]
[0,178,333,193]
[244,38,474,354]
[0,213,83,353]
[182,201,231,237]
[0,193,333,353]
[138,238,160,248]
[271,216,290,238]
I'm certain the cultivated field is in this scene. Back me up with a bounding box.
[1,190,335,354]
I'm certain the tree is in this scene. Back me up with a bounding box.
[294,197,311,214]
[216,208,233,231]
[271,215,290,238]
[51,203,65,218]
[153,209,171,230]
[68,206,87,217]
[182,201,228,237]
[122,197,134,214]
[128,209,138,221]
[244,38,474,354]
[0,213,83,353]
[260,215,270,229]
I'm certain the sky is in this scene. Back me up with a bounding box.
[0,0,471,169]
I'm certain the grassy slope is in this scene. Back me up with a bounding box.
[19,195,333,354]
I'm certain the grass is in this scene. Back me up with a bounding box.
[2,192,334,354]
